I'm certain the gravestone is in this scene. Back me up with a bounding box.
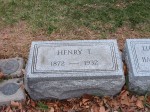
[0,78,25,106]
[0,57,24,77]
[124,39,150,94]
[25,40,125,100]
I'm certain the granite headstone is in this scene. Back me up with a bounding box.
[25,40,125,100]
[124,39,150,94]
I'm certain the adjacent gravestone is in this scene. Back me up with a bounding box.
[25,40,125,100]
[0,78,25,106]
[0,57,24,77]
[124,39,150,94]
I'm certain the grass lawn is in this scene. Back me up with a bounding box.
[0,0,150,35]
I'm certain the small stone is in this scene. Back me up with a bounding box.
[25,40,125,100]
[0,57,24,77]
[124,39,150,94]
[0,78,25,106]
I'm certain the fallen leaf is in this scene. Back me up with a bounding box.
[11,101,20,107]
[5,106,11,112]
[82,98,89,104]
[85,105,90,108]
[0,72,4,79]
[138,96,144,101]
[136,100,144,109]
[22,69,25,75]
[103,98,107,104]
[18,103,23,109]
[110,100,119,110]
[99,106,107,112]
[121,98,130,106]
[130,95,137,103]
[31,100,36,107]
[91,105,99,112]
[120,91,130,106]
[8,109,13,112]
[120,91,129,99]
[48,107,55,112]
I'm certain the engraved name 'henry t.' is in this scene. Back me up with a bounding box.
[56,49,91,55]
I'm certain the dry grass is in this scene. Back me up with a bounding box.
[0,22,150,60]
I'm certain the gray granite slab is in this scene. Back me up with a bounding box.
[0,57,24,77]
[0,78,25,106]
[124,39,150,94]
[25,40,125,100]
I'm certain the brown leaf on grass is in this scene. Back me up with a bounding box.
[138,96,144,101]
[18,103,23,110]
[121,98,130,106]
[8,109,13,112]
[47,102,56,107]
[10,101,20,107]
[136,100,144,109]
[5,106,13,112]
[120,90,130,106]
[91,104,99,112]
[102,97,107,104]
[129,95,138,107]
[20,84,25,90]
[48,107,55,112]
[0,72,4,79]
[82,98,89,104]
[30,100,36,107]
[110,100,119,110]
[130,95,137,103]
[120,90,129,99]
[98,100,104,107]
[99,106,107,112]
[22,69,25,74]
[81,94,93,106]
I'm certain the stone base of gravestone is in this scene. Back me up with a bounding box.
[124,39,150,94]
[0,57,24,77]
[25,40,125,100]
[26,78,124,100]
[0,78,25,106]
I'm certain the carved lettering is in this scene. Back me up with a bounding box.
[84,60,98,65]
[48,61,65,66]
[87,49,91,54]
[142,57,150,62]
[57,49,82,55]
[142,46,150,51]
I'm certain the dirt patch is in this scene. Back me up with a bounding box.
[110,27,150,50]
[0,22,49,59]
